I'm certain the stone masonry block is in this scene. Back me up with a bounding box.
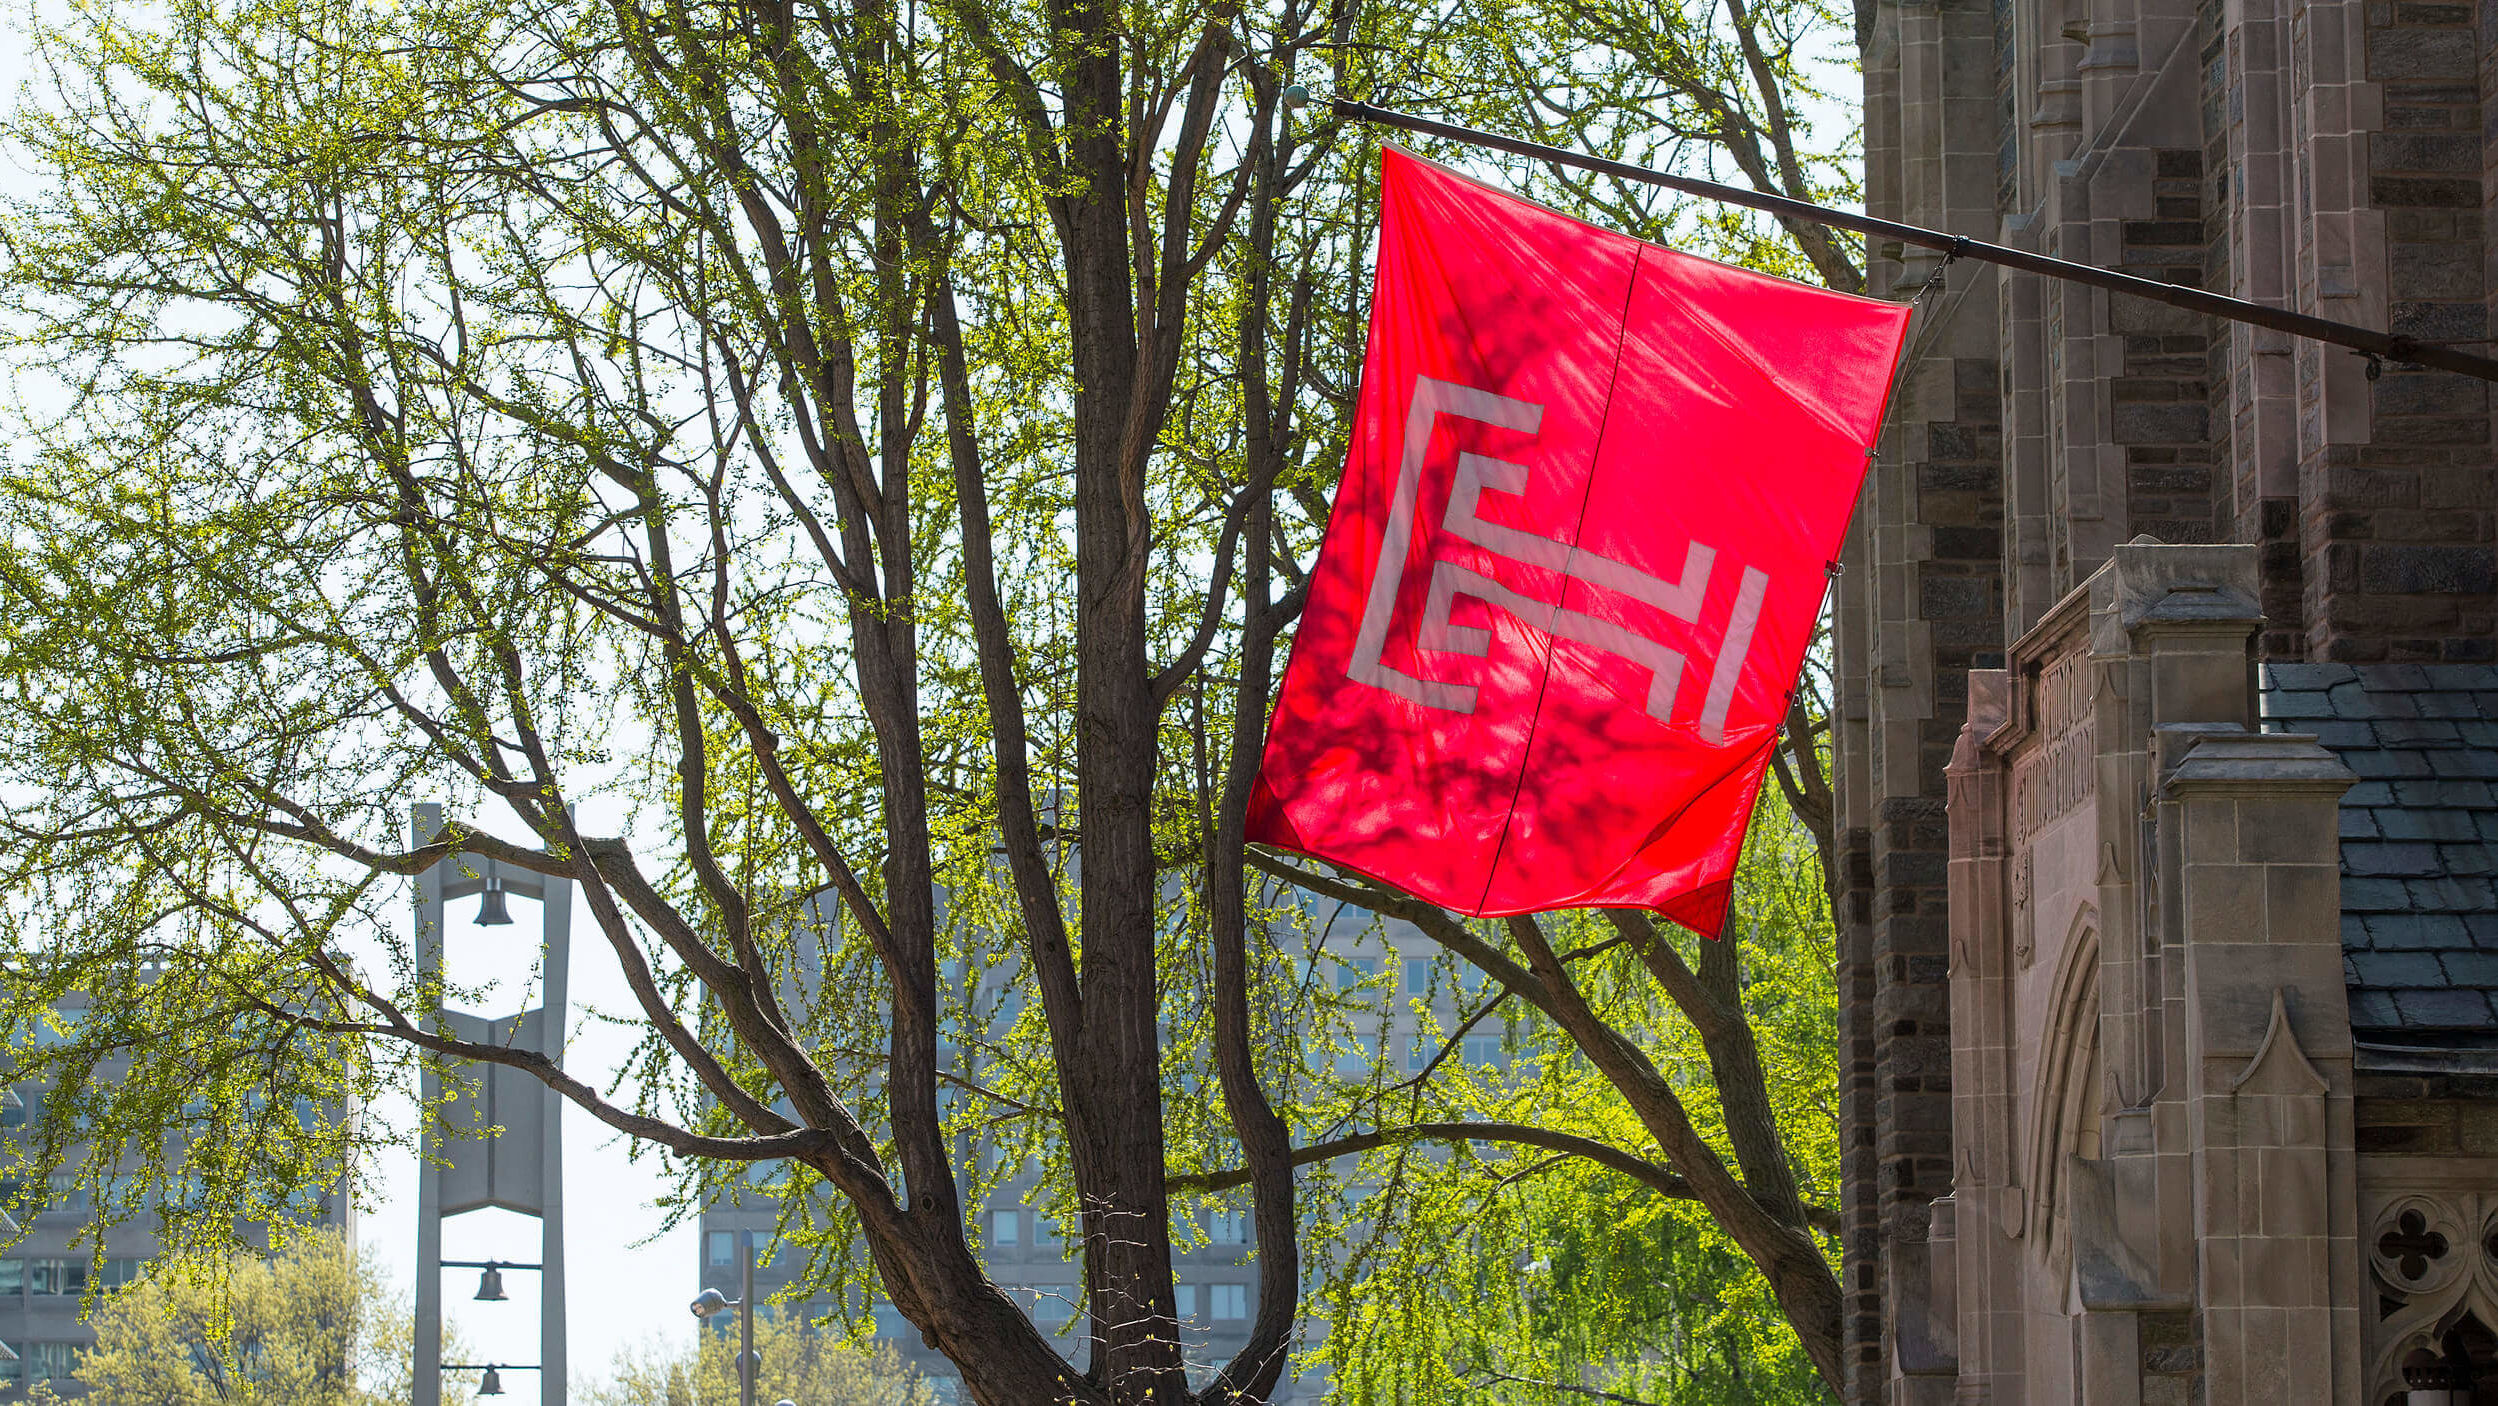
[2239,804,2343,862]
[2186,796,2241,862]
[2368,27,2477,79]
[2361,545,2498,594]
[2370,131,2481,171]
[2390,241,2483,300]
[2115,402,2212,442]
[2265,861,2342,920]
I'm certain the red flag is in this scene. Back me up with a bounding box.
[1246,147,1910,936]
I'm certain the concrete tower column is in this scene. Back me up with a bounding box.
[410,803,571,1406]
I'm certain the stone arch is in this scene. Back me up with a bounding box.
[2022,906,2101,1268]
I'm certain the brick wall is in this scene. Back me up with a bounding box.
[1834,824,1880,1399]
[1843,0,2009,1388]
[2117,149,2223,546]
[2202,0,2307,656]
[2299,0,2498,662]
[2356,1086,2498,1155]
[1881,353,2005,1246]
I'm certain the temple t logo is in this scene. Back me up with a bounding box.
[1345,375,1768,746]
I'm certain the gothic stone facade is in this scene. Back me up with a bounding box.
[1843,0,2498,1396]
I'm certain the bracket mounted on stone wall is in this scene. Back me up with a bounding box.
[1288,90,2498,385]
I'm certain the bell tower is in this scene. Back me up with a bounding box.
[411,803,571,1406]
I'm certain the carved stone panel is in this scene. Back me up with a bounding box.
[2360,1166,2498,1406]
[2011,649,2097,973]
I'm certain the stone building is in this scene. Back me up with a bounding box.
[1842,0,2498,1394]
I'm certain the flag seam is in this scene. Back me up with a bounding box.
[1470,243,1650,917]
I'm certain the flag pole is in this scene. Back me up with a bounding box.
[1289,88,2498,386]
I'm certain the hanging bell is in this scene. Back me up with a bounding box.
[474,1265,507,1301]
[478,1367,505,1396]
[474,876,513,927]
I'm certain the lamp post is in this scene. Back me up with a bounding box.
[688,1230,758,1406]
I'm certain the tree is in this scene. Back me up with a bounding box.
[0,0,1866,1394]
[1290,784,1842,1405]
[1442,0,1868,294]
[586,1316,934,1406]
[26,1231,461,1406]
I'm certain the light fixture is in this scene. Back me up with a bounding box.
[478,1367,505,1397]
[474,1264,507,1302]
[475,874,513,926]
[689,1287,732,1319]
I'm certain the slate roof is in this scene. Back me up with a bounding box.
[2257,663,2498,1040]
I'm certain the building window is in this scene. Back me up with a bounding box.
[1032,1283,1078,1332]
[0,1179,41,1219]
[991,1209,1019,1245]
[1032,1215,1059,1248]
[871,1303,907,1339]
[0,1347,16,1386]
[1463,1034,1505,1067]
[0,1260,20,1294]
[1336,956,1378,990]
[25,1341,78,1381]
[99,1259,143,1291]
[1403,958,1430,996]
[706,1231,735,1266]
[1174,1283,1197,1318]
[1210,1283,1247,1320]
[1334,1034,1380,1079]
[1407,1038,1428,1072]
[1208,1210,1247,1245]
[46,1177,87,1215]
[30,1260,85,1297]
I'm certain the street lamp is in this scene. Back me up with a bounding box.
[688,1231,761,1406]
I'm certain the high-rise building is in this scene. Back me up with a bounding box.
[0,990,355,1397]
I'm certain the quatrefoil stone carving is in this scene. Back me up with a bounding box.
[2382,1209,2452,1285]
